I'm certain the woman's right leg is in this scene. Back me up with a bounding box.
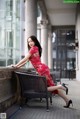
[45,72,66,92]
[47,85,66,92]
[47,86,70,104]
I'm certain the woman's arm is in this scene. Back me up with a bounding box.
[12,52,31,68]
[15,61,28,68]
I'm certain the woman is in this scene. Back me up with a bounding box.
[11,35,73,108]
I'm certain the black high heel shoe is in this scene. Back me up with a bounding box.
[62,83,68,95]
[64,100,73,108]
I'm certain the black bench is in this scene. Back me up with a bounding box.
[14,71,52,111]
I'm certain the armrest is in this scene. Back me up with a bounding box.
[14,71,46,79]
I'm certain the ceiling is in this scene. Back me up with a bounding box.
[44,0,77,26]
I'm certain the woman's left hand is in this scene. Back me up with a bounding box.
[11,64,18,69]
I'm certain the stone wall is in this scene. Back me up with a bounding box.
[0,67,34,112]
[0,68,17,112]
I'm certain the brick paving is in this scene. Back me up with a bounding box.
[6,79,80,119]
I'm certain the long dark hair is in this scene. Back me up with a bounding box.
[27,35,42,57]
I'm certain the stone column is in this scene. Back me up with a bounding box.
[13,0,16,64]
[37,24,41,43]
[20,0,25,59]
[25,0,37,68]
[25,0,37,54]
[41,19,48,65]
[48,29,53,69]
[76,4,80,81]
[25,0,37,38]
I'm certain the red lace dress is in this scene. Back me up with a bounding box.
[29,46,58,94]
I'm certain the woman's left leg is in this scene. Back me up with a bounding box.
[57,89,73,108]
[57,89,69,103]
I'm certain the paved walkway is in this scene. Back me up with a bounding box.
[6,79,80,119]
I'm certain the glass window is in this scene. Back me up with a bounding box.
[6,31,13,47]
[6,0,13,16]
[0,0,21,66]
[52,27,75,78]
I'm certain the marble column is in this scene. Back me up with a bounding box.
[25,0,37,51]
[37,24,41,43]
[20,0,25,59]
[76,4,80,81]
[48,30,53,69]
[41,19,48,65]
[25,0,37,38]
[13,0,16,64]
[25,0,37,68]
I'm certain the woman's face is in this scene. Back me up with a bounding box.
[28,38,35,48]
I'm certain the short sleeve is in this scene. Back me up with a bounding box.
[29,46,38,55]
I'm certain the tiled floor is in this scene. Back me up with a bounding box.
[6,79,80,119]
